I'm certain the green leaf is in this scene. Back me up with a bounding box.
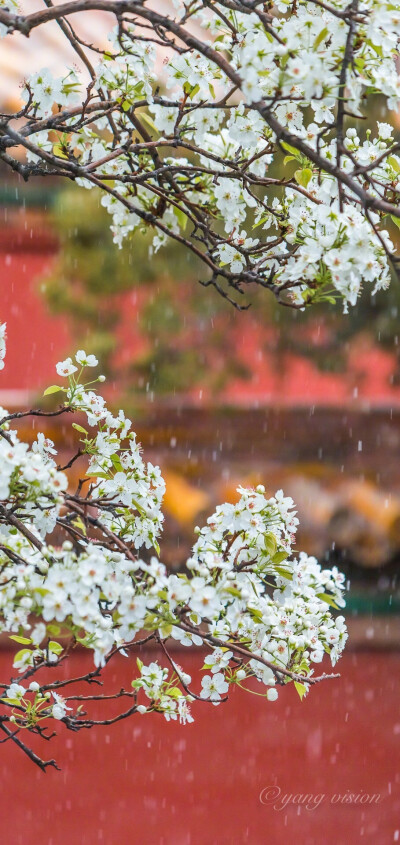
[313,26,329,50]
[52,143,68,160]
[48,641,63,655]
[9,635,32,645]
[283,155,296,165]
[188,83,200,100]
[158,621,172,637]
[248,607,263,622]
[280,141,301,158]
[136,657,143,671]
[294,681,307,700]
[140,112,157,133]
[252,215,269,229]
[264,532,277,557]
[111,454,123,472]
[47,624,61,636]
[72,516,86,536]
[224,586,242,598]
[1,697,23,706]
[387,156,400,172]
[168,687,183,699]
[274,565,293,580]
[143,613,158,630]
[13,648,31,664]
[272,551,289,566]
[43,385,63,396]
[390,214,400,230]
[72,423,88,434]
[122,100,131,112]
[317,592,339,609]
[173,207,188,232]
[294,168,313,188]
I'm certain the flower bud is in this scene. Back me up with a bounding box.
[267,688,278,702]
[20,596,32,609]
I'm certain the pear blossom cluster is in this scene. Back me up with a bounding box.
[0,332,347,767]
[0,0,399,308]
[0,428,68,534]
[53,350,166,550]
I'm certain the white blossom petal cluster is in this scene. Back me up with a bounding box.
[0,430,68,534]
[0,336,346,731]
[0,1,398,309]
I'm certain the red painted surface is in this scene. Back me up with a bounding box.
[0,248,69,395]
[0,650,398,845]
[223,321,400,407]
[1,217,400,407]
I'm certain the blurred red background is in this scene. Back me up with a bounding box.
[0,649,398,845]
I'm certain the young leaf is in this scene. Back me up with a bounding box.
[264,532,277,557]
[173,207,188,232]
[48,641,63,655]
[294,681,307,700]
[13,648,31,664]
[272,551,289,566]
[294,168,313,188]
[168,687,183,699]
[52,143,68,159]
[387,156,399,172]
[43,385,63,396]
[313,26,329,50]
[317,592,339,609]
[274,566,293,580]
[280,141,299,156]
[110,453,123,472]
[140,112,157,133]
[72,423,88,434]
[9,635,32,645]
[390,215,400,230]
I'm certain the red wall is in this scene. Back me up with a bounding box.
[0,649,398,845]
[2,214,400,408]
[0,243,69,397]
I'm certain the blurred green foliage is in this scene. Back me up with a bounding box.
[41,187,251,405]
[41,181,400,408]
